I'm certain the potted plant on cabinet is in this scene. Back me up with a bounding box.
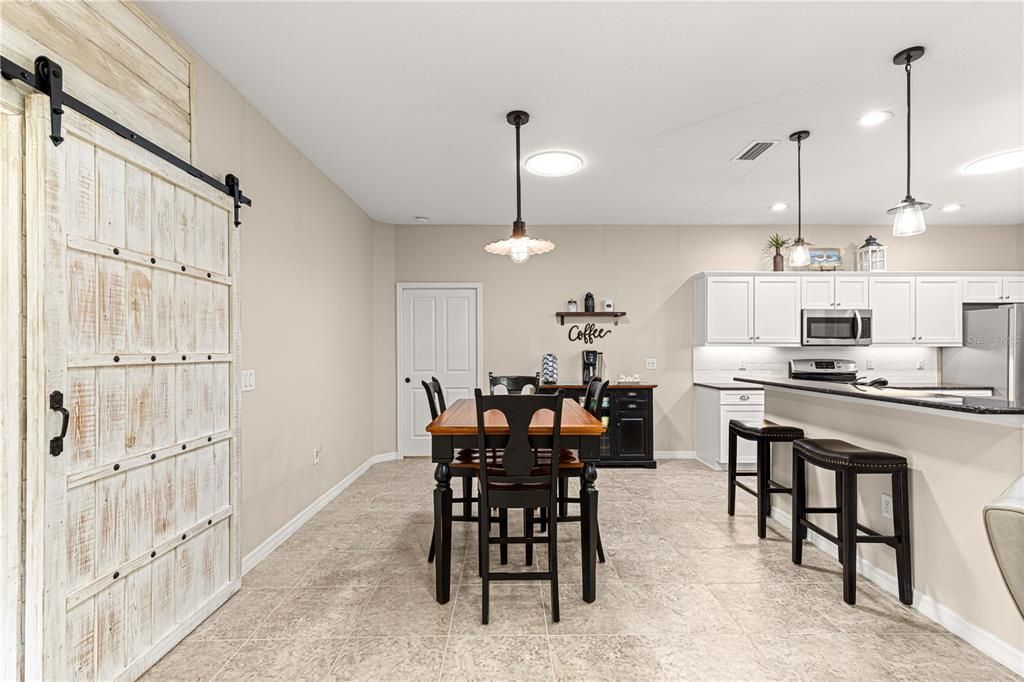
[764,233,792,271]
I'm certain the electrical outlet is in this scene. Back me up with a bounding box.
[241,370,256,392]
[738,359,747,371]
[916,359,925,370]
[645,358,657,370]
[865,358,875,371]
[881,493,893,519]
[313,445,321,465]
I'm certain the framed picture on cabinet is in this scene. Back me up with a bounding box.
[808,247,842,270]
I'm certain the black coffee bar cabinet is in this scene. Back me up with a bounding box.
[539,384,657,468]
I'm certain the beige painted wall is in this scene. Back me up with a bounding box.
[187,58,394,555]
[395,223,1024,454]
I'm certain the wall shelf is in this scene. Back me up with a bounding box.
[556,311,627,326]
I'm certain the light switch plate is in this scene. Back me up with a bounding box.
[881,493,893,519]
[241,370,256,392]
[645,358,657,370]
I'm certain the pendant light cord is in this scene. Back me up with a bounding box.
[514,120,522,223]
[797,137,802,240]
[905,59,912,199]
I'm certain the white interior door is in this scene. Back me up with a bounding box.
[24,96,241,681]
[398,285,479,456]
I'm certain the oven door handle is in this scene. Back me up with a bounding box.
[854,310,862,342]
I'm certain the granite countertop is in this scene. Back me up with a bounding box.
[735,377,1024,415]
[885,383,993,391]
[694,382,765,391]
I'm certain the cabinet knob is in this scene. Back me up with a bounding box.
[739,395,750,401]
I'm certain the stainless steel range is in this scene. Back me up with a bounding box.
[789,359,858,383]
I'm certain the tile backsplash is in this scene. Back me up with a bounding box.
[693,346,938,384]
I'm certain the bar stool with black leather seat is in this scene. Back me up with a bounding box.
[727,419,805,538]
[791,438,912,606]
[464,388,566,624]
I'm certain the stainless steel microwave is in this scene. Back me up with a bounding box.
[802,309,872,346]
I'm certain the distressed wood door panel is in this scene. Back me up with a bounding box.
[24,96,240,682]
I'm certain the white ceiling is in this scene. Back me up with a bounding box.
[147,1,1024,226]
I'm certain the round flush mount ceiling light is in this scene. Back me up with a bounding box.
[858,110,893,127]
[961,149,1024,175]
[524,150,584,177]
[770,202,789,212]
[940,203,964,213]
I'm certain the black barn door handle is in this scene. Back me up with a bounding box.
[49,390,69,456]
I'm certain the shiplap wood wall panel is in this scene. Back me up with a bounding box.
[0,1,194,160]
[24,96,239,682]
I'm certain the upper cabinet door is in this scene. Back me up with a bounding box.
[870,277,916,344]
[705,277,754,344]
[801,277,835,309]
[834,276,870,309]
[915,277,963,345]
[1004,276,1024,303]
[754,277,801,345]
[963,276,1004,303]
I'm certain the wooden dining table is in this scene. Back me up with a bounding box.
[426,397,606,605]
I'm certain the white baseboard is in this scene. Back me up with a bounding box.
[655,450,696,460]
[241,452,400,574]
[770,504,1024,677]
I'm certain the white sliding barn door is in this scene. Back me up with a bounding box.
[398,285,480,457]
[23,96,241,681]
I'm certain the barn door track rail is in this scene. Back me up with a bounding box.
[2,54,252,226]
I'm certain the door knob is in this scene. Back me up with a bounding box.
[404,377,411,383]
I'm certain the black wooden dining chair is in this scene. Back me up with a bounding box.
[538,379,608,562]
[424,378,491,562]
[488,372,541,395]
[464,388,565,624]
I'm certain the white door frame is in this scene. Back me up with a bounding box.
[395,282,483,458]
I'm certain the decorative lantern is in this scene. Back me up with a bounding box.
[856,235,888,272]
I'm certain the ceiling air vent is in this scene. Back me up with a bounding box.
[732,140,778,161]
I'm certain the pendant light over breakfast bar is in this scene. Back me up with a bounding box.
[484,110,555,263]
[789,130,811,267]
[888,46,930,236]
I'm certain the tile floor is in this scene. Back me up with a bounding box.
[144,459,1017,681]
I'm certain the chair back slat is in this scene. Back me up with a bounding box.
[474,388,563,489]
[430,376,448,412]
[587,380,610,418]
[488,372,541,395]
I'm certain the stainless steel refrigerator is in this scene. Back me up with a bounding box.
[941,304,1024,400]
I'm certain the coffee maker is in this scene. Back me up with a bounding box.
[582,350,604,383]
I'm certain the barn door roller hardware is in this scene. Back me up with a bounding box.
[2,54,252,226]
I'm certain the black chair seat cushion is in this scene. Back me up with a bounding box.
[794,438,907,471]
[729,419,805,441]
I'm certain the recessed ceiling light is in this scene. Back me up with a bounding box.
[858,110,893,127]
[961,149,1024,175]
[524,151,584,177]
[413,216,430,223]
[940,203,964,213]
[770,202,788,212]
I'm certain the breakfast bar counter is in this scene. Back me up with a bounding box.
[735,377,1024,669]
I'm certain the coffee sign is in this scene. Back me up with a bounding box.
[568,323,611,345]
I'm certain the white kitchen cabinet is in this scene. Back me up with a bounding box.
[1005,277,1024,302]
[870,277,916,344]
[703,277,755,344]
[753,276,801,345]
[834,276,870,309]
[801,277,834,309]
[695,386,764,469]
[963,276,1004,303]
[915,276,963,345]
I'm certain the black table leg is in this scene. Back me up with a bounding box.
[580,460,598,603]
[433,462,453,604]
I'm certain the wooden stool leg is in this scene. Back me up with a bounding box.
[524,508,534,566]
[841,471,859,605]
[835,471,844,565]
[792,453,806,565]
[499,508,509,565]
[479,501,490,624]
[756,439,769,538]
[727,428,738,516]
[892,470,914,605]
